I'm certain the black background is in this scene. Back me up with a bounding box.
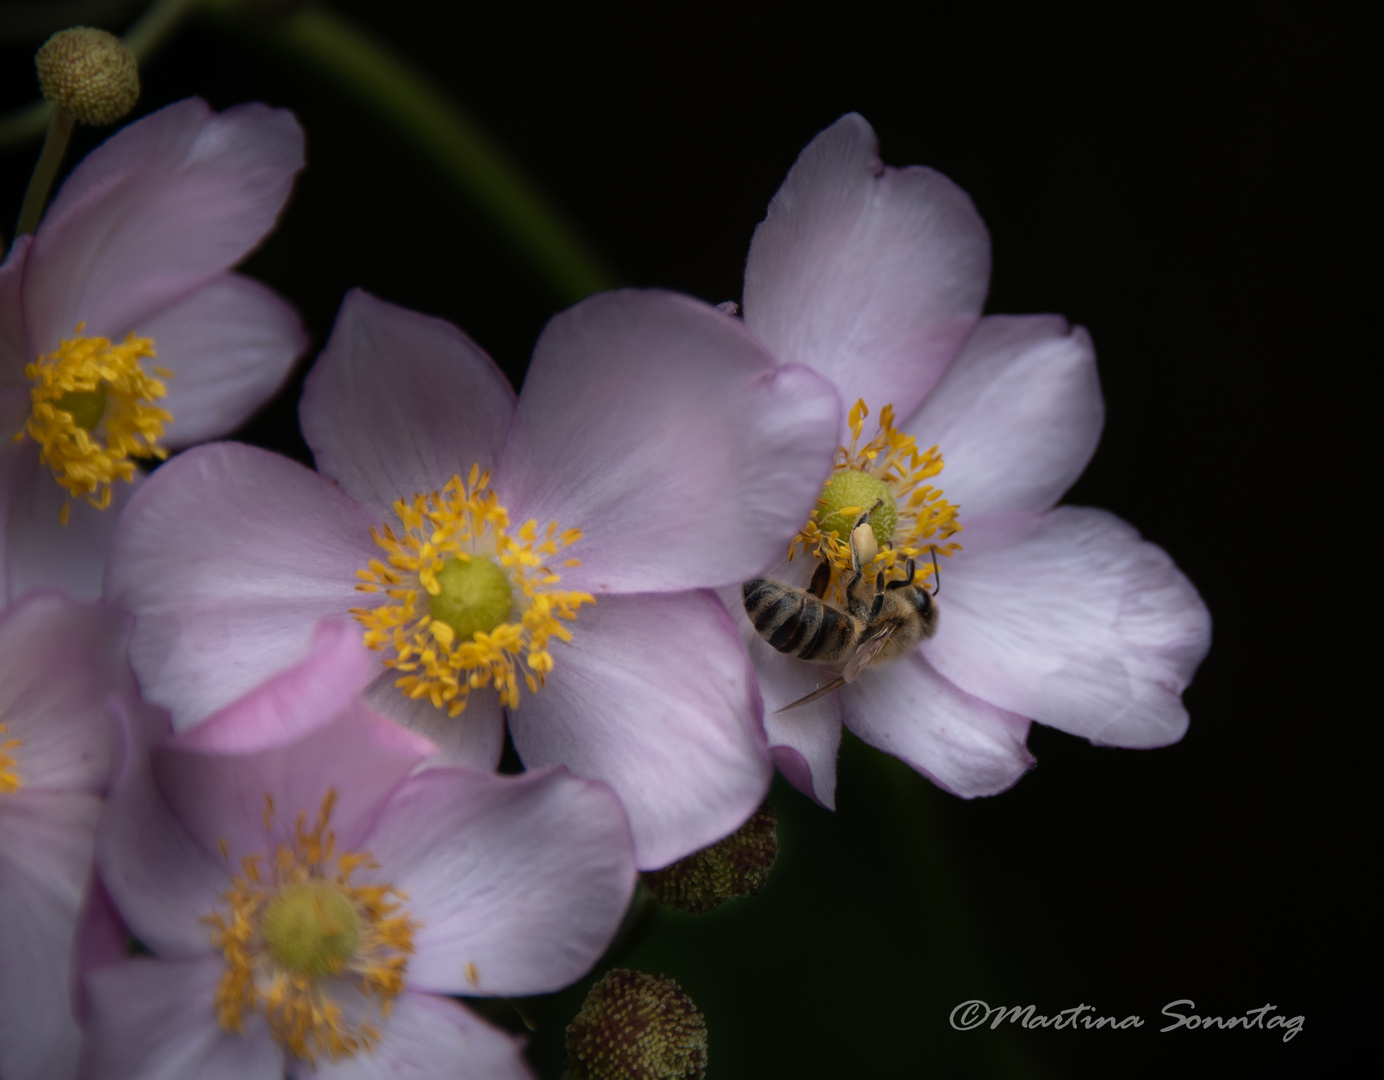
[1,3,1370,1077]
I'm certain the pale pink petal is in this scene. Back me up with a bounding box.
[367,769,635,996]
[105,443,380,730]
[5,440,142,602]
[0,390,30,602]
[903,315,1103,517]
[0,591,131,792]
[302,290,516,520]
[743,113,990,428]
[717,581,844,809]
[506,590,771,869]
[153,623,433,860]
[923,508,1212,747]
[78,959,282,1080]
[95,700,226,959]
[363,675,505,772]
[144,274,306,449]
[293,993,533,1080]
[26,99,303,350]
[70,875,128,1026]
[0,791,100,1080]
[841,651,1034,797]
[0,236,30,387]
[498,290,839,594]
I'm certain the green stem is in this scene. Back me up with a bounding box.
[14,105,75,238]
[242,3,618,304]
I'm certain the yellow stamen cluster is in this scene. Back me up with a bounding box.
[352,464,593,714]
[0,724,21,795]
[18,325,171,524]
[789,398,962,603]
[205,791,415,1063]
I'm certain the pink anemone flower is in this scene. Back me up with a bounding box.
[0,591,135,1080]
[0,97,307,603]
[728,114,1212,807]
[81,619,637,1080]
[105,288,840,867]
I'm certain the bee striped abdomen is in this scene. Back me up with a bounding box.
[743,577,856,662]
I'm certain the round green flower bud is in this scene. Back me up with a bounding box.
[428,555,513,641]
[565,969,708,1080]
[35,28,139,126]
[815,469,896,550]
[640,802,777,915]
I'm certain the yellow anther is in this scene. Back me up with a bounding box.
[789,398,962,604]
[20,326,170,521]
[0,724,22,795]
[205,790,415,1063]
[351,468,593,715]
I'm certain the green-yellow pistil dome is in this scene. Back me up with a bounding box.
[20,325,171,524]
[353,465,593,716]
[208,791,416,1063]
[790,399,963,602]
[262,881,361,977]
[428,555,514,641]
[814,469,897,549]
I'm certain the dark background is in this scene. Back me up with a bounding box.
[2,3,1370,1077]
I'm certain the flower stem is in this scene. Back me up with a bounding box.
[14,105,75,238]
[236,3,618,304]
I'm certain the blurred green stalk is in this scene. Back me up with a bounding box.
[2,0,618,304]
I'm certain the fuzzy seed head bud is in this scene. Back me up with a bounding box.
[565,969,708,1080]
[35,28,139,126]
[640,802,777,915]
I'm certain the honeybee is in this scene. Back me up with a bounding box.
[742,504,939,712]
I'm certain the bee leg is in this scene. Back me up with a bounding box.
[808,560,831,599]
[868,571,885,620]
[845,569,871,622]
[885,558,917,591]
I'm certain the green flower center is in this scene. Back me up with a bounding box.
[261,881,361,978]
[428,555,514,640]
[55,386,107,430]
[814,469,897,549]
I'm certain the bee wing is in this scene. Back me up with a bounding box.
[842,623,897,683]
[776,676,848,714]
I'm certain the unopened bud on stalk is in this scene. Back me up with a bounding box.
[641,801,778,914]
[36,28,139,126]
[565,969,708,1080]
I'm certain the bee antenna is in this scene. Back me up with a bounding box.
[928,546,941,597]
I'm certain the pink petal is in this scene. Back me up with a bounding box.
[70,874,128,1027]
[903,315,1103,517]
[505,589,771,870]
[95,700,226,959]
[718,581,844,809]
[366,768,635,996]
[923,508,1212,747]
[841,651,1035,797]
[78,959,282,1080]
[153,621,434,861]
[26,99,303,350]
[0,590,131,792]
[145,274,306,449]
[743,113,990,428]
[497,289,839,594]
[363,676,505,773]
[5,440,143,602]
[0,236,30,388]
[293,993,534,1080]
[302,290,516,520]
[0,790,100,1080]
[105,442,380,730]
